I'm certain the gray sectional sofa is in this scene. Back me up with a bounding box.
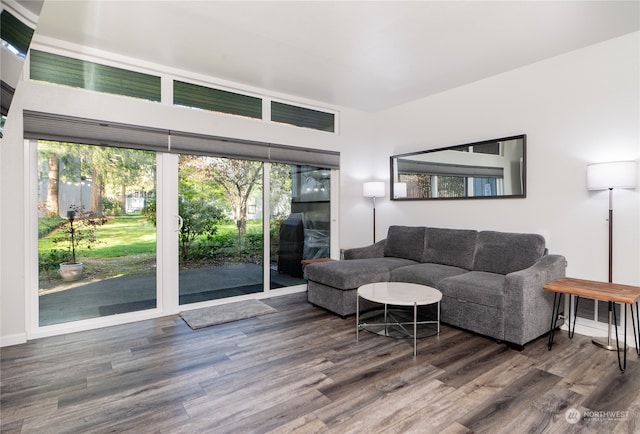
[305,226,567,349]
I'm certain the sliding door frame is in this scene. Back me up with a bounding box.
[26,144,335,340]
[26,141,164,340]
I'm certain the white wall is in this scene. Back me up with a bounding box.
[341,32,640,286]
[0,82,28,346]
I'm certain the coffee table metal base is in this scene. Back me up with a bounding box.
[356,283,442,357]
[358,307,440,339]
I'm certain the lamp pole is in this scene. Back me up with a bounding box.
[363,182,385,244]
[372,195,377,243]
[608,188,613,283]
[594,188,615,351]
[587,161,637,352]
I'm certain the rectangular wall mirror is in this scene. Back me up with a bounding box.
[391,134,526,200]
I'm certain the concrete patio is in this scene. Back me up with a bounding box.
[39,263,305,326]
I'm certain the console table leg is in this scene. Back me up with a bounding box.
[634,302,640,356]
[612,302,626,372]
[569,296,579,339]
[632,303,639,356]
[548,292,562,350]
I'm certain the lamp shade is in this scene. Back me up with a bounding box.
[393,182,407,198]
[363,181,385,198]
[587,161,637,190]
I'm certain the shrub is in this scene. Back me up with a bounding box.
[101,196,121,216]
[53,205,107,264]
[39,248,70,272]
[38,216,65,238]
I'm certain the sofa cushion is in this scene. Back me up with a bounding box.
[438,271,506,307]
[390,263,468,288]
[472,231,546,275]
[384,226,427,262]
[304,257,418,290]
[423,228,478,269]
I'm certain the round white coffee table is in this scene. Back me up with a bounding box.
[356,282,442,356]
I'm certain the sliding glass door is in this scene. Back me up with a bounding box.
[176,158,333,303]
[270,164,330,289]
[31,129,336,332]
[36,141,157,326]
[37,141,331,326]
[177,155,265,304]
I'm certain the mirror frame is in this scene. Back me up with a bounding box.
[390,134,526,201]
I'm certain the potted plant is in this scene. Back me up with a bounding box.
[55,205,106,281]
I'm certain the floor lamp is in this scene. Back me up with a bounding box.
[587,160,637,351]
[363,181,385,243]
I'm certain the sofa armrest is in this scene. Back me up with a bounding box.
[342,239,386,260]
[503,254,568,345]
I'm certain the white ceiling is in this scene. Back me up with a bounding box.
[33,1,640,112]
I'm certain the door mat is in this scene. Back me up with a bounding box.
[179,299,277,330]
[179,283,284,304]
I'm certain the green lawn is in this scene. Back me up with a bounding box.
[38,214,157,258]
[38,214,268,283]
[38,214,264,259]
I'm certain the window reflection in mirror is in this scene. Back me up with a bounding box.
[391,135,526,200]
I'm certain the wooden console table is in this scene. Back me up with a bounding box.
[544,277,640,372]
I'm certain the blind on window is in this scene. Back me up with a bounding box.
[268,144,339,168]
[23,111,169,151]
[271,101,335,132]
[30,50,161,102]
[23,111,340,168]
[1,10,34,55]
[169,132,270,161]
[173,81,262,119]
[170,132,339,168]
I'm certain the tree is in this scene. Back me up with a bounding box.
[177,195,223,261]
[99,149,156,215]
[179,156,263,248]
[53,204,107,264]
[45,155,60,216]
[269,163,294,218]
[142,191,224,261]
[38,141,81,217]
[212,158,262,236]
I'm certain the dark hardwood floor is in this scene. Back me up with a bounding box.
[2,292,639,433]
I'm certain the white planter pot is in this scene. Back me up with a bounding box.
[59,262,83,281]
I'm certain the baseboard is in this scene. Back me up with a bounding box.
[560,320,637,348]
[0,333,27,347]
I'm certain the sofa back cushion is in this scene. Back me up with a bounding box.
[472,231,546,275]
[384,226,427,262]
[422,228,478,270]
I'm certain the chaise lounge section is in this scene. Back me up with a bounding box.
[305,226,567,348]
